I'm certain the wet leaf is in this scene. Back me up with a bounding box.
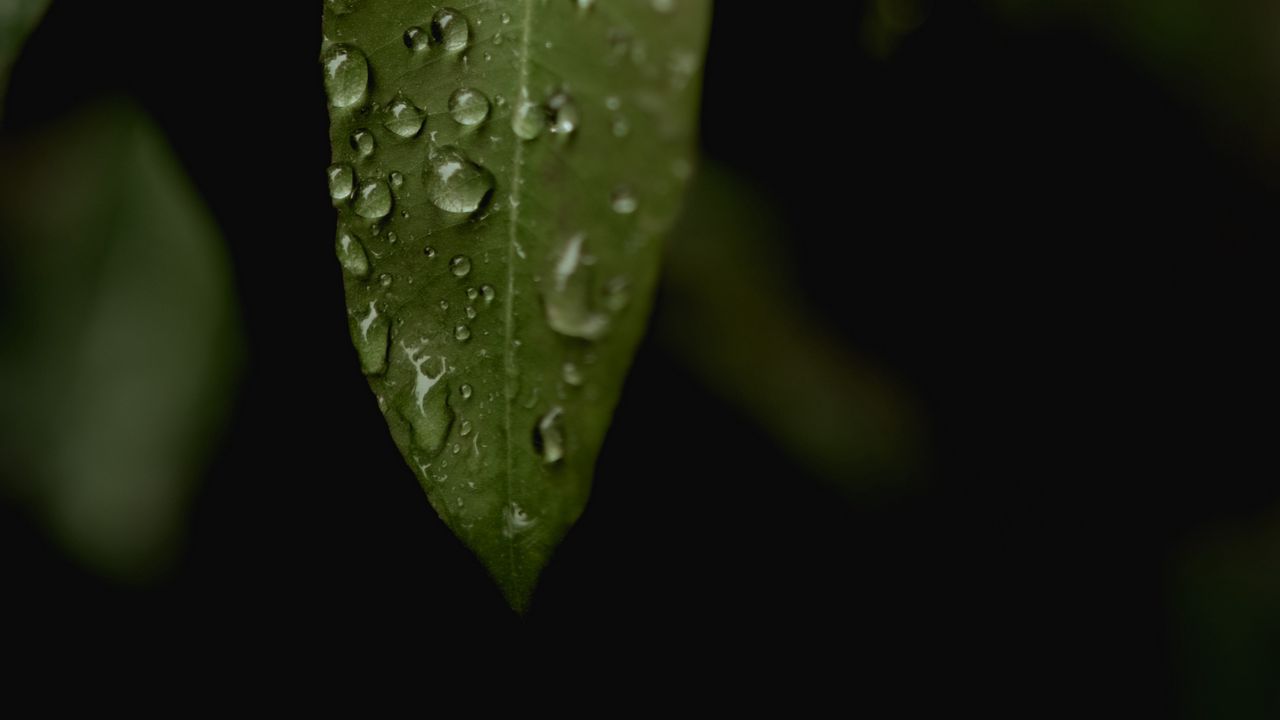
[322,0,710,610]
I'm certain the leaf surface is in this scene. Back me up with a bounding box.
[322,0,709,610]
[0,0,49,115]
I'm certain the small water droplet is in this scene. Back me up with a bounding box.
[481,284,496,305]
[424,245,437,258]
[432,7,469,52]
[547,91,579,135]
[604,276,630,311]
[321,44,368,108]
[425,146,493,213]
[335,228,370,278]
[353,300,389,375]
[384,94,425,138]
[610,186,637,214]
[454,324,471,341]
[465,306,477,320]
[386,230,398,244]
[389,171,404,189]
[450,255,472,278]
[503,502,536,538]
[651,0,675,13]
[403,26,430,52]
[379,273,393,288]
[612,117,630,137]
[533,406,566,464]
[460,420,473,437]
[439,299,450,310]
[401,344,453,453]
[466,287,479,301]
[604,95,621,111]
[448,87,491,126]
[354,179,392,218]
[350,129,375,156]
[501,12,511,24]
[562,362,584,386]
[543,233,609,339]
[327,163,354,200]
[512,98,547,140]
[459,383,473,400]
[575,0,596,10]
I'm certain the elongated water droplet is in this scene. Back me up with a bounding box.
[335,228,369,278]
[610,186,637,214]
[432,8,469,52]
[459,383,473,400]
[354,179,392,219]
[327,163,354,200]
[543,233,609,339]
[322,44,368,108]
[449,87,491,126]
[384,94,425,138]
[450,255,472,278]
[512,98,546,140]
[401,345,453,454]
[481,284,496,305]
[460,420,472,437]
[533,406,566,464]
[425,146,493,213]
[350,129,375,157]
[403,26,430,51]
[353,300,389,375]
[547,91,579,135]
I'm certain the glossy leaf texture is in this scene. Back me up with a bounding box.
[322,0,710,610]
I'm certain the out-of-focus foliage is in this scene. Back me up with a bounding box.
[0,101,242,582]
[661,162,928,495]
[0,0,47,115]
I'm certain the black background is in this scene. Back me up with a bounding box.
[3,0,1275,708]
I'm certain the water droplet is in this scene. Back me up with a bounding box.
[354,179,392,218]
[466,287,479,301]
[547,92,579,135]
[533,406,566,464]
[431,8,469,52]
[335,228,369,278]
[379,273,393,288]
[403,26,430,52]
[353,300,389,375]
[424,246,437,258]
[651,0,675,11]
[459,383,473,400]
[501,13,511,24]
[350,129,375,157]
[503,502,537,538]
[448,87,491,126]
[424,146,493,213]
[512,98,547,140]
[481,285,496,305]
[562,362,584,386]
[604,95,621,111]
[450,255,472,278]
[387,231,398,243]
[383,94,425,138]
[575,0,596,10]
[460,420,472,436]
[612,117,630,137]
[401,344,453,453]
[610,186,637,214]
[321,44,368,108]
[454,324,471,341]
[439,299,450,311]
[465,306,477,320]
[604,276,630,311]
[389,171,404,188]
[543,233,609,339]
[327,163,354,200]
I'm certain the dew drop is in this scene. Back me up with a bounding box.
[401,345,453,454]
[424,246,437,259]
[350,129,375,157]
[389,170,404,188]
[383,94,425,138]
[604,276,631,311]
[387,230,398,244]
[403,26,430,52]
[562,362,584,387]
[512,98,547,140]
[543,233,609,339]
[610,186,638,214]
[450,255,472,278]
[533,406,566,464]
[431,8,470,52]
[327,163,354,200]
[321,44,368,108]
[454,324,471,341]
[379,273,393,288]
[465,306,477,320]
[547,92,579,135]
[459,383,473,400]
[575,0,596,10]
[424,146,493,214]
[354,179,392,218]
[352,300,389,375]
[466,287,479,302]
[448,87,491,126]
[481,284,496,305]
[335,228,370,278]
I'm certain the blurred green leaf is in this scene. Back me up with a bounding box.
[660,162,928,496]
[0,0,48,116]
[0,101,242,581]
[323,0,710,610]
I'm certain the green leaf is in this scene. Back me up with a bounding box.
[322,1,710,610]
[0,101,242,581]
[0,0,49,115]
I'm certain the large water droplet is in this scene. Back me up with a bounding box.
[547,91,579,135]
[512,99,547,140]
[354,179,392,218]
[403,26,430,52]
[327,163,354,200]
[401,344,453,454]
[432,8,469,52]
[383,94,425,138]
[335,228,369,278]
[449,87,491,126]
[533,406,566,464]
[424,146,493,214]
[450,255,472,278]
[322,44,368,108]
[350,129,375,157]
[353,301,389,375]
[543,233,610,339]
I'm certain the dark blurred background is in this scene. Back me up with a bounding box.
[1,0,1276,711]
